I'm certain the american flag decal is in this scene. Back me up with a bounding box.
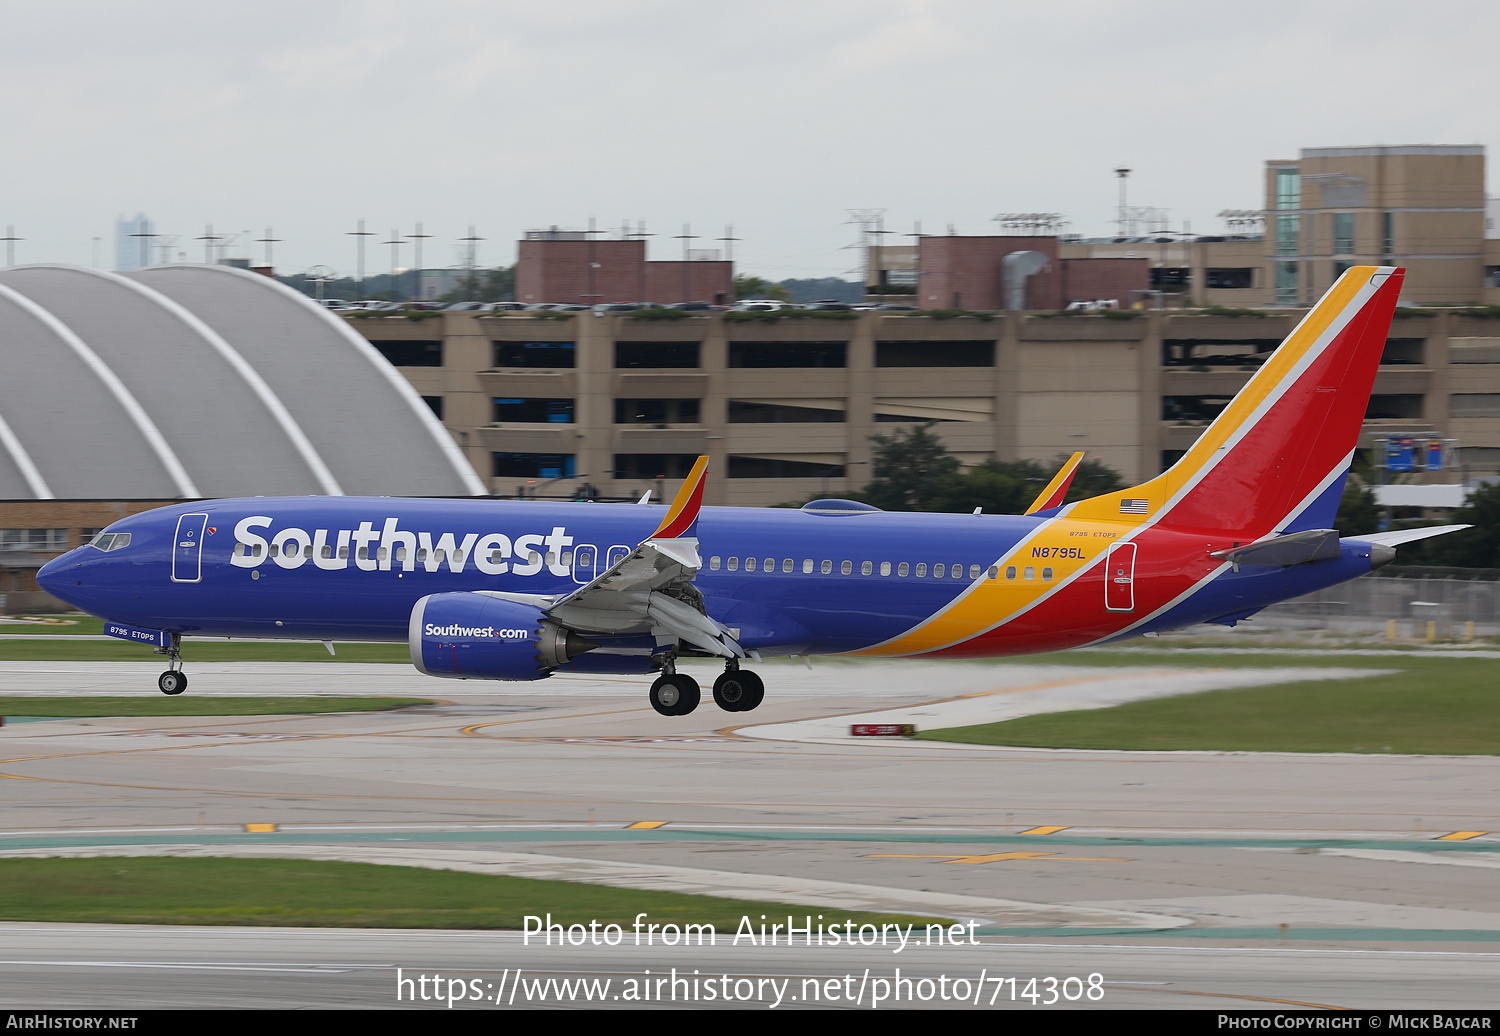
[1119,499,1149,514]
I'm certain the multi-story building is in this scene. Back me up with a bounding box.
[113,213,152,272]
[882,145,1500,310]
[359,306,1500,508]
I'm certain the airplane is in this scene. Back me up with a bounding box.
[38,265,1469,716]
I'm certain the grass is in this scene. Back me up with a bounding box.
[917,656,1500,754]
[0,696,435,717]
[0,857,943,929]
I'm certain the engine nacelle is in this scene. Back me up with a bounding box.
[409,592,595,681]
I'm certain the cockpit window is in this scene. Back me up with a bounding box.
[89,532,131,552]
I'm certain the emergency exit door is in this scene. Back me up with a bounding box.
[1104,541,1137,612]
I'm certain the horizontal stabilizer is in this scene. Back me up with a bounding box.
[1210,529,1341,567]
[1348,524,1472,548]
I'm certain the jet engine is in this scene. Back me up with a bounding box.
[409,592,596,681]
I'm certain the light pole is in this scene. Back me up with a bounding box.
[407,223,432,300]
[348,219,375,298]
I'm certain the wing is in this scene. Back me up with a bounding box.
[482,455,745,658]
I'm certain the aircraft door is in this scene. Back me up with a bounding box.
[572,544,598,585]
[1104,541,1137,612]
[172,513,209,583]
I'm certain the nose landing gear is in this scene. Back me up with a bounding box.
[155,633,187,695]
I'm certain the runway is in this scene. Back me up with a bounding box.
[1,658,1496,1010]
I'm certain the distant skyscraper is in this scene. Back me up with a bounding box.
[114,213,152,271]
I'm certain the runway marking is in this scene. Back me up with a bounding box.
[458,706,654,737]
[243,823,277,833]
[1019,826,1069,836]
[866,852,1130,865]
[1436,831,1487,841]
[625,821,669,830]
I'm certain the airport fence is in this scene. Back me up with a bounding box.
[1259,569,1500,637]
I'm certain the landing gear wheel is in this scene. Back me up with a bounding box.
[649,674,700,716]
[713,669,764,712]
[158,670,188,696]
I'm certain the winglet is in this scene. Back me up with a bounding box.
[1025,452,1085,515]
[647,455,709,540]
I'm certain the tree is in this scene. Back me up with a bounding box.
[733,274,791,302]
[856,426,1127,514]
[1334,481,1380,536]
[439,266,515,304]
[1385,481,1500,568]
[858,422,959,510]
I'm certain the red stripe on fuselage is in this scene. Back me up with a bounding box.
[926,524,1230,657]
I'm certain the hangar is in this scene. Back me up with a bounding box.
[0,263,484,500]
[0,263,485,608]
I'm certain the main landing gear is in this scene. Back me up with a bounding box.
[647,657,764,717]
[155,633,188,695]
[712,661,764,713]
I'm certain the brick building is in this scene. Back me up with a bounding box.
[515,230,734,306]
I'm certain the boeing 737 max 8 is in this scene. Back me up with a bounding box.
[37,266,1467,715]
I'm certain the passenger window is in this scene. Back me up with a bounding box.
[416,548,427,562]
[490,550,504,564]
[821,560,832,574]
[840,560,852,575]
[933,563,944,578]
[988,565,998,579]
[710,556,721,571]
[395,546,407,562]
[727,557,738,571]
[764,558,774,572]
[861,561,873,575]
[431,548,442,562]
[339,545,348,559]
[1042,567,1054,580]
[1024,566,1035,580]
[782,559,793,573]
[545,552,556,566]
[233,543,244,557]
[377,547,388,561]
[305,544,313,559]
[561,552,573,566]
[269,543,280,558]
[745,557,757,572]
[954,565,964,579]
[356,546,366,560]
[1006,566,1017,579]
[898,562,909,576]
[803,559,813,573]
[453,551,465,564]
[915,563,926,577]
[880,561,891,576]
[969,564,980,579]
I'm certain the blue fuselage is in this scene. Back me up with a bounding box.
[39,497,1378,658]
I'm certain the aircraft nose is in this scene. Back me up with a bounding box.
[37,552,70,595]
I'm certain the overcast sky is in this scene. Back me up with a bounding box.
[3,0,1497,281]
